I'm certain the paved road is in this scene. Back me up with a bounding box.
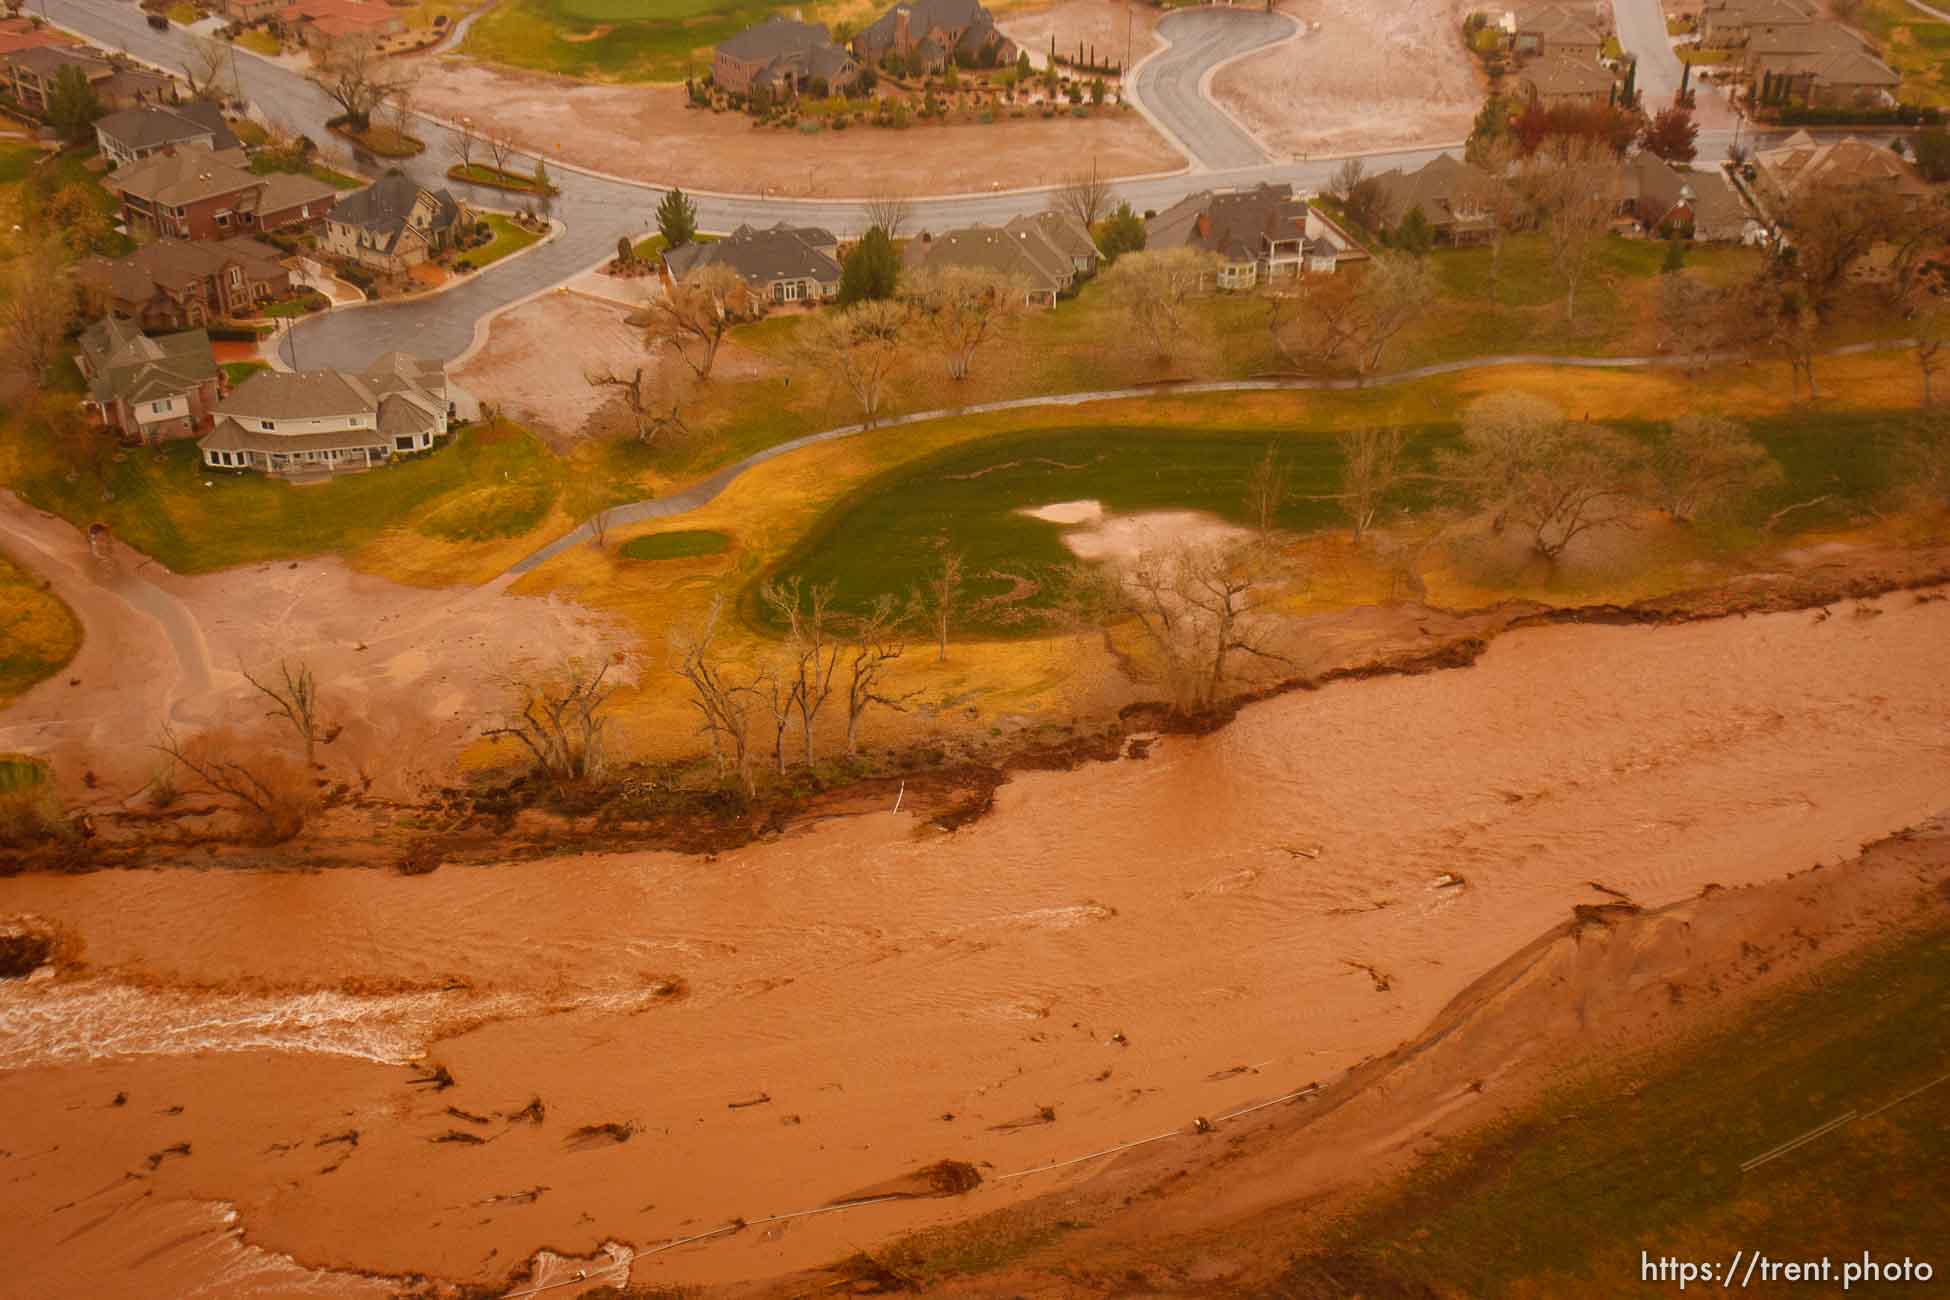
[44,0,1784,372]
[1611,0,1685,111]
[1131,7,1295,170]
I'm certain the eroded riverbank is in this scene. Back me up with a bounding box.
[2,588,1948,1293]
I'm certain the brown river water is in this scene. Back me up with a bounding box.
[2,596,1947,1294]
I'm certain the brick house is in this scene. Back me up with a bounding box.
[275,0,404,57]
[108,147,337,241]
[662,223,843,304]
[74,315,221,444]
[322,171,468,273]
[713,15,859,98]
[76,237,294,330]
[851,0,1017,74]
[199,353,451,475]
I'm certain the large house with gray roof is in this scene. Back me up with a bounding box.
[77,236,293,331]
[851,0,1016,74]
[1358,153,1497,247]
[200,353,452,474]
[904,211,1098,308]
[94,102,240,168]
[1145,183,1353,290]
[75,316,221,444]
[323,171,468,274]
[712,15,859,98]
[662,224,843,305]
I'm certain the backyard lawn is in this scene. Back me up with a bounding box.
[465,213,544,268]
[462,0,846,81]
[0,552,81,705]
[1855,0,1950,107]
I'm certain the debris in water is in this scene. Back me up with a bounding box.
[727,1092,771,1110]
[430,1130,489,1146]
[109,1092,127,1108]
[989,1105,1057,1133]
[144,1142,191,1170]
[409,1063,456,1091]
[316,1130,359,1149]
[507,1097,546,1125]
[1586,880,1633,901]
[565,1121,637,1151]
[1433,872,1467,890]
[1342,959,1393,992]
[446,1106,492,1125]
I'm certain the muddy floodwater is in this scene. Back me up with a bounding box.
[2,595,1948,1294]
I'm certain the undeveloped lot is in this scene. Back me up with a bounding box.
[1214,0,1484,157]
[412,61,1184,197]
[998,0,1162,71]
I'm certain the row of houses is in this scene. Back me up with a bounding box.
[1,42,175,115]
[712,0,1018,99]
[1695,0,1899,107]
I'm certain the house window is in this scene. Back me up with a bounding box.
[259,420,275,431]
[216,211,231,228]
[150,400,170,414]
[229,268,242,287]
[395,436,414,451]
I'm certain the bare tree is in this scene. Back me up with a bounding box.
[1531,136,1617,325]
[0,233,75,384]
[901,265,1028,381]
[861,191,913,239]
[752,664,799,776]
[484,658,620,781]
[1916,299,1950,407]
[1099,247,1221,362]
[1264,253,1432,376]
[795,300,907,428]
[314,39,410,132]
[386,73,418,145]
[762,578,843,767]
[182,34,232,102]
[1051,157,1114,229]
[1898,414,1950,508]
[1244,443,1289,538]
[1732,274,1824,400]
[155,726,309,843]
[842,594,909,754]
[1442,394,1644,561]
[482,124,518,177]
[1349,252,1435,374]
[1778,179,1891,313]
[1473,136,1530,311]
[1338,426,1408,541]
[242,659,328,771]
[1642,414,1783,523]
[1091,542,1293,712]
[672,596,757,791]
[907,549,965,663]
[1329,156,1365,203]
[448,120,479,170]
[655,263,762,381]
[1657,272,1724,374]
[584,366,688,445]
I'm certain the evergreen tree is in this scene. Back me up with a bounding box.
[1095,201,1146,264]
[47,65,104,145]
[657,187,698,248]
[839,226,900,304]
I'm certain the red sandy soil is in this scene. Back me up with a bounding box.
[0,490,624,801]
[454,289,772,446]
[1213,0,1485,158]
[0,585,1945,1293]
[408,62,1185,200]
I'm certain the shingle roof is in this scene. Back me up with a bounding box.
[664,226,842,287]
[77,316,217,405]
[719,13,838,61]
[1364,152,1492,231]
[908,224,1068,293]
[201,417,390,454]
[95,102,240,153]
[1757,131,1925,200]
[1144,183,1311,263]
[5,45,108,77]
[109,147,258,206]
[218,369,378,421]
[77,236,288,303]
[1521,53,1616,96]
[330,172,460,254]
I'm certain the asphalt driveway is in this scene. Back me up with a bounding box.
[1132,7,1296,170]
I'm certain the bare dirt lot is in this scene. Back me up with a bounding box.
[1,587,1945,1292]
[998,0,1162,71]
[0,492,623,801]
[411,61,1185,198]
[1213,0,1485,157]
[454,289,775,446]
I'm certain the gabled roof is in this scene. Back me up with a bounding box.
[4,44,109,77]
[77,316,217,405]
[855,0,1000,52]
[910,224,1070,293]
[1364,152,1492,230]
[77,236,289,304]
[218,368,378,421]
[95,101,240,153]
[1511,3,1605,44]
[330,172,461,253]
[1747,18,1867,57]
[718,13,839,62]
[1521,53,1616,95]
[664,225,842,287]
[1756,131,1925,200]
[1704,0,1818,25]
[1006,210,1097,263]
[109,146,259,206]
[1145,183,1311,263]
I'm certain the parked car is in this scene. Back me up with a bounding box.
[146,13,169,29]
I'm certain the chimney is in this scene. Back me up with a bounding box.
[895,6,909,52]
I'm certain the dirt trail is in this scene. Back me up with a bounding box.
[0,591,1946,1291]
[0,492,623,799]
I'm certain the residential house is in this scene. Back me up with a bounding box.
[322,171,467,273]
[1359,152,1496,246]
[903,212,1096,308]
[662,223,843,304]
[220,0,286,24]
[76,237,294,330]
[74,315,220,444]
[1699,0,1817,48]
[1,46,173,114]
[276,0,404,56]
[1518,53,1617,105]
[1752,129,1929,210]
[109,146,337,241]
[713,15,859,98]
[94,101,240,168]
[1614,153,1760,242]
[1145,183,1351,290]
[199,352,451,474]
[1501,2,1606,62]
[0,17,64,58]
[851,0,1017,74]
[1745,22,1899,107]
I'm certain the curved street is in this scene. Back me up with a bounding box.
[1131,7,1295,170]
[45,0,1775,371]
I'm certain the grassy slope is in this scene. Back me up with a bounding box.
[1282,920,1950,1297]
[0,553,82,705]
[1856,0,1950,107]
[461,0,807,82]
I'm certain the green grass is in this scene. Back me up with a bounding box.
[620,528,730,560]
[1282,919,1950,1296]
[0,754,49,794]
[1678,46,1733,64]
[630,232,667,263]
[236,28,283,55]
[1854,0,1950,107]
[220,361,268,386]
[261,293,328,318]
[461,0,799,82]
[10,423,571,574]
[447,163,555,194]
[464,212,543,269]
[0,554,81,702]
[250,155,366,191]
[0,143,39,186]
[758,404,1910,635]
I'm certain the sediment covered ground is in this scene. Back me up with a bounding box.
[1,587,1946,1293]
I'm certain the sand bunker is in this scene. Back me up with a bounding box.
[1020,498,1254,561]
